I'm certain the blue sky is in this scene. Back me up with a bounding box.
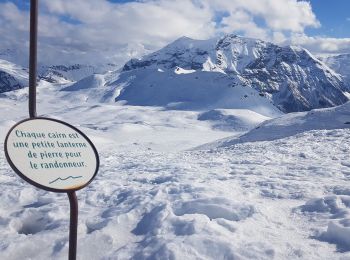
[0,0,28,9]
[1,0,348,38]
[0,0,349,65]
[307,0,350,38]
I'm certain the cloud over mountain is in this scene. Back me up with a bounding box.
[2,0,347,66]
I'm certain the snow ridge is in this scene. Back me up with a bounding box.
[0,59,28,93]
[320,53,350,88]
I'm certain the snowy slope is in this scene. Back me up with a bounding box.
[198,101,350,149]
[1,83,350,258]
[0,59,28,93]
[62,74,106,91]
[320,54,350,88]
[122,35,348,112]
[197,109,270,131]
[113,67,281,117]
[59,71,124,103]
[38,63,119,83]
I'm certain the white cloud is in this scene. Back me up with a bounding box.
[207,0,319,32]
[272,31,287,44]
[0,0,346,66]
[290,34,350,54]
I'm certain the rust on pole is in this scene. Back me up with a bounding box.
[29,0,38,118]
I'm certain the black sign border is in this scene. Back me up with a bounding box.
[4,117,100,193]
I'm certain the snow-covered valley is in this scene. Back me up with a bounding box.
[1,33,350,259]
[1,79,350,259]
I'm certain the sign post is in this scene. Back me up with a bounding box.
[4,1,99,260]
[68,191,78,260]
[29,0,38,119]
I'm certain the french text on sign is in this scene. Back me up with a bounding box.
[5,117,99,192]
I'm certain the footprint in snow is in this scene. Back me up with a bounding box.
[172,197,254,221]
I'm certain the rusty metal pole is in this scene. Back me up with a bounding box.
[68,191,78,260]
[29,0,38,118]
[29,2,79,260]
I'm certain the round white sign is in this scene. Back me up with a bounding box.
[5,118,99,192]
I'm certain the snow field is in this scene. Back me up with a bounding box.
[2,123,350,258]
[1,82,350,258]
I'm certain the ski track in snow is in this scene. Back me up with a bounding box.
[1,84,350,259]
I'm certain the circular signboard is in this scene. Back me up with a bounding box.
[4,117,99,192]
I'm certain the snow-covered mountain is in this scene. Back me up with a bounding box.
[38,63,119,83]
[0,48,28,68]
[0,59,28,93]
[320,54,350,88]
[121,35,348,112]
[109,67,281,116]
[0,59,119,89]
[2,34,349,114]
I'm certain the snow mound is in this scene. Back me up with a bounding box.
[322,221,350,250]
[210,101,350,148]
[173,197,254,221]
[62,74,105,91]
[198,109,270,131]
[174,66,196,74]
[299,195,350,251]
[300,196,349,216]
[128,196,255,259]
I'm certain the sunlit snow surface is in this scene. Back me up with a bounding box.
[1,82,350,259]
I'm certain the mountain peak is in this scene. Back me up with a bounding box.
[120,34,348,112]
